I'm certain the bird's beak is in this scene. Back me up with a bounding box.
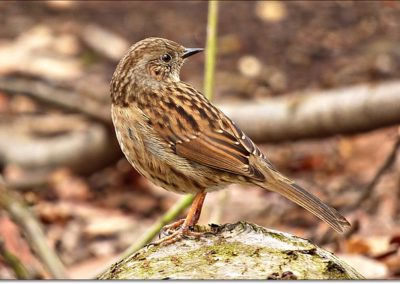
[182,47,203,59]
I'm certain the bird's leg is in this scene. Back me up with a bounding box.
[154,191,207,245]
[182,191,206,228]
[161,192,206,235]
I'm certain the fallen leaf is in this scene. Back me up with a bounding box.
[337,254,388,279]
[345,237,371,254]
[49,169,92,201]
[83,215,136,238]
[80,24,129,61]
[0,25,82,80]
[0,216,37,267]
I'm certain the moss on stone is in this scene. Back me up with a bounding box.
[98,222,364,280]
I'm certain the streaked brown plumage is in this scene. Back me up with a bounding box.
[110,37,350,243]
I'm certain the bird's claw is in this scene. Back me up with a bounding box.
[160,219,185,237]
[154,226,204,246]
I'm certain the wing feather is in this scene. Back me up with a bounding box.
[140,83,265,181]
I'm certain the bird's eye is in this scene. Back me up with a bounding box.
[161,53,172,63]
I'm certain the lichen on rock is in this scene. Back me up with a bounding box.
[98,221,364,280]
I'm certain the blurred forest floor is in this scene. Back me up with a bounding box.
[0,1,400,279]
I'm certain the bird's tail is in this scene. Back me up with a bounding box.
[256,169,350,233]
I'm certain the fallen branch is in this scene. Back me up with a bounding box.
[0,115,120,174]
[0,77,111,125]
[2,77,400,175]
[2,76,400,143]
[0,182,67,279]
[219,80,400,142]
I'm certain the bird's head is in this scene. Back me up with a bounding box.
[111,37,203,105]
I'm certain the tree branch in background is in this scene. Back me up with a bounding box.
[0,77,111,125]
[219,80,400,142]
[0,115,120,174]
[2,76,400,144]
[2,77,400,175]
[0,182,67,279]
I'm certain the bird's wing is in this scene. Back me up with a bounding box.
[175,126,266,181]
[138,83,350,232]
[140,83,266,181]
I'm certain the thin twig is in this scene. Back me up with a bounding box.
[0,182,67,279]
[355,128,400,208]
[203,0,225,224]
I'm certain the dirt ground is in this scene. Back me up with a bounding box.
[0,1,400,279]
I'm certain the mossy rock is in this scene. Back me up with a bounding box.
[98,221,364,280]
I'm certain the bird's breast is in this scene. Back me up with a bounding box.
[111,104,232,194]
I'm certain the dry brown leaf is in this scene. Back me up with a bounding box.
[80,25,129,61]
[49,169,92,201]
[0,93,10,113]
[381,251,400,277]
[345,237,371,254]
[0,25,81,80]
[83,215,136,238]
[367,236,393,257]
[67,254,118,279]
[35,202,72,224]
[0,216,37,267]
[88,240,116,257]
[102,191,158,215]
[337,254,388,279]
[344,236,392,257]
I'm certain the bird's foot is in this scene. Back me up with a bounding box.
[161,219,185,236]
[154,226,204,246]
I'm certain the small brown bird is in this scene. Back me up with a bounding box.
[110,37,350,244]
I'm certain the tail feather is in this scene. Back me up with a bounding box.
[259,172,350,233]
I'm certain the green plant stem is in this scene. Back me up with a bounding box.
[204,0,225,225]
[119,194,195,258]
[204,0,219,100]
[0,183,67,279]
[0,238,32,279]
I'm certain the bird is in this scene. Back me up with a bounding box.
[110,37,350,244]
